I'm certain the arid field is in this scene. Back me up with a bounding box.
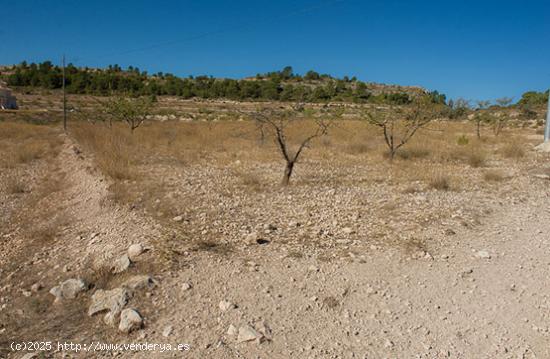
[1,93,550,358]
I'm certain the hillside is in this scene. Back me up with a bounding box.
[0,62,444,105]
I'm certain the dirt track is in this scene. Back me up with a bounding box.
[1,133,550,358]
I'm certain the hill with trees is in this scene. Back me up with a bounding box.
[0,62,446,105]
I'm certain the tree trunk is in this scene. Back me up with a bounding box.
[389,148,396,162]
[282,161,294,186]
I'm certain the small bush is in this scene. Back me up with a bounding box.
[457,134,469,146]
[346,142,370,154]
[467,151,486,168]
[396,146,430,160]
[429,174,451,191]
[483,170,505,182]
[501,142,525,159]
[5,175,26,194]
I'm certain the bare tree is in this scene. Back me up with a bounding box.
[474,100,491,139]
[367,98,443,160]
[448,98,472,120]
[104,96,153,133]
[493,97,513,136]
[250,105,331,186]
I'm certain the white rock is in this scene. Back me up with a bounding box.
[342,227,354,235]
[227,324,238,336]
[475,250,491,259]
[119,308,142,333]
[49,278,87,301]
[219,300,235,312]
[307,265,320,272]
[172,215,184,222]
[88,287,130,326]
[121,275,156,292]
[112,255,131,274]
[245,232,259,245]
[181,282,192,291]
[127,244,144,260]
[162,325,173,337]
[237,325,261,343]
[535,142,550,152]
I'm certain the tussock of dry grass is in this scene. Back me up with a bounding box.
[428,174,451,191]
[500,141,525,159]
[466,150,486,168]
[5,175,27,194]
[483,170,505,182]
[395,146,431,160]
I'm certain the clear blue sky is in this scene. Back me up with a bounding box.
[1,0,549,101]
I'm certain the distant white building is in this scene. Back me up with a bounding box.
[0,84,17,109]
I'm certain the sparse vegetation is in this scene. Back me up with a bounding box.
[428,173,451,191]
[366,98,444,161]
[249,106,331,185]
[483,170,505,182]
[500,141,525,159]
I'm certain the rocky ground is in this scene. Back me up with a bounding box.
[1,122,550,358]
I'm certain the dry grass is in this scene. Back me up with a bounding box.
[0,121,62,168]
[5,175,27,194]
[500,141,525,159]
[428,173,451,191]
[483,170,505,182]
[67,110,534,228]
[395,146,431,160]
[401,237,429,256]
[466,149,486,168]
[71,124,134,180]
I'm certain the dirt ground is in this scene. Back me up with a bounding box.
[1,104,550,358]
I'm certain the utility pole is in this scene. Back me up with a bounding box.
[545,90,550,142]
[62,54,67,132]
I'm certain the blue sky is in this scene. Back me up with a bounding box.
[1,0,549,101]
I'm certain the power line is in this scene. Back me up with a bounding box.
[85,0,345,63]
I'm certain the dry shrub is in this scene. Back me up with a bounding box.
[466,150,486,168]
[429,173,451,191]
[5,175,27,194]
[501,142,525,159]
[395,146,431,160]
[235,169,263,191]
[402,237,428,255]
[483,170,505,182]
[402,184,422,194]
[345,142,370,155]
[323,296,340,309]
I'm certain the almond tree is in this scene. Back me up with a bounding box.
[105,96,153,133]
[250,105,331,186]
[473,100,491,139]
[367,98,443,160]
[493,97,513,136]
